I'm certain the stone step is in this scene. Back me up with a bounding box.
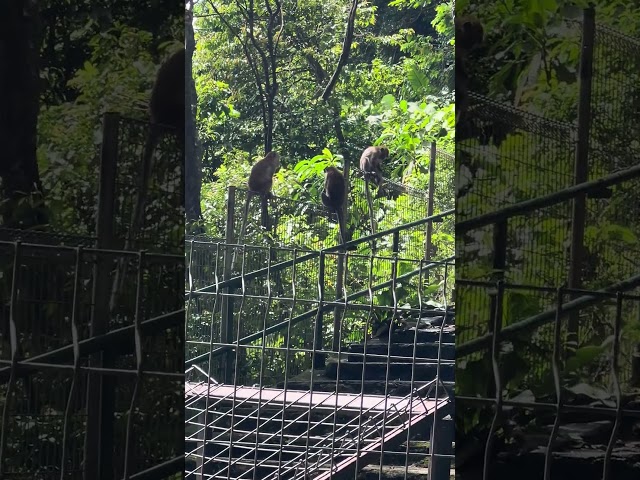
[325,359,454,382]
[389,329,455,344]
[358,465,454,480]
[282,370,454,396]
[347,341,455,362]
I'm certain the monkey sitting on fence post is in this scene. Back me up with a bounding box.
[231,151,280,270]
[359,146,389,238]
[455,15,484,128]
[321,166,348,248]
[359,146,388,188]
[237,151,280,240]
[110,46,185,314]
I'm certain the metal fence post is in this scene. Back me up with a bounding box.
[221,186,236,384]
[84,112,119,480]
[314,252,326,370]
[425,142,436,260]
[567,6,595,353]
[429,415,454,480]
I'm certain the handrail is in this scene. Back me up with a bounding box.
[457,272,640,357]
[185,255,455,367]
[187,209,454,298]
[0,310,184,383]
[456,161,640,234]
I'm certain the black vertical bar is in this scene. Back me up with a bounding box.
[567,6,595,352]
[392,231,400,254]
[221,186,236,383]
[429,415,454,480]
[487,220,507,399]
[425,142,436,260]
[313,252,326,369]
[84,112,119,480]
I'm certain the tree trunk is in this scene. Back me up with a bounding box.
[185,1,203,232]
[0,0,46,228]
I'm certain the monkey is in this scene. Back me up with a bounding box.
[248,151,280,195]
[455,16,483,128]
[247,151,280,229]
[238,150,280,236]
[359,146,388,187]
[231,151,280,271]
[359,146,389,237]
[134,47,186,234]
[321,166,347,246]
[110,47,185,313]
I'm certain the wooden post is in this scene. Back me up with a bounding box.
[567,6,595,354]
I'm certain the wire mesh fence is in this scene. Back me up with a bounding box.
[456,11,640,480]
[185,238,455,480]
[220,146,454,262]
[0,240,184,480]
[0,112,185,480]
[457,92,576,221]
[456,283,640,479]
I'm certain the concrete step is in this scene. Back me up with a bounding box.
[347,341,455,362]
[282,370,454,396]
[389,328,454,344]
[325,359,454,382]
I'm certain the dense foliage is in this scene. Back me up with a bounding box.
[193,0,455,241]
[456,0,640,442]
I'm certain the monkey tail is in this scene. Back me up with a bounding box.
[260,193,270,230]
[336,207,346,247]
[232,193,252,272]
[110,124,158,314]
[364,180,378,254]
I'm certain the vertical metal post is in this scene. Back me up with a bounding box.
[221,186,236,383]
[332,152,350,354]
[392,231,400,254]
[567,6,595,352]
[429,415,454,480]
[314,252,326,369]
[425,142,436,260]
[84,112,119,480]
[194,410,206,479]
[487,220,507,398]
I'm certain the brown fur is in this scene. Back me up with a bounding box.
[322,166,347,245]
[359,146,388,186]
[248,151,280,194]
[149,47,185,130]
[244,151,280,230]
[455,16,483,127]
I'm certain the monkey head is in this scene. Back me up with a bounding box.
[264,151,281,169]
[455,16,484,53]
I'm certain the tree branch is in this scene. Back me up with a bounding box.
[207,0,268,134]
[321,0,358,102]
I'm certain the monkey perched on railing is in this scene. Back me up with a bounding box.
[321,166,347,245]
[110,47,185,313]
[359,146,388,188]
[455,15,483,127]
[244,151,281,232]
